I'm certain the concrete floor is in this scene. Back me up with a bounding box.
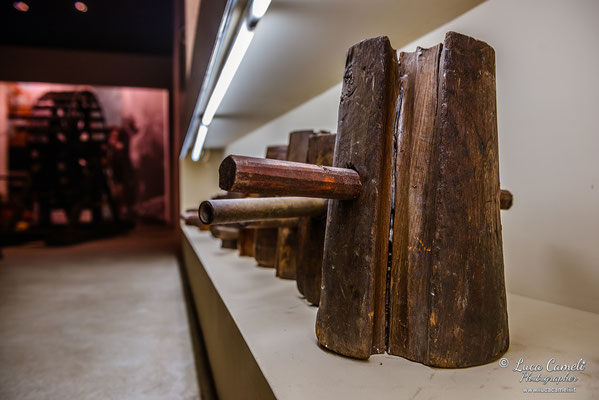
[0,227,200,399]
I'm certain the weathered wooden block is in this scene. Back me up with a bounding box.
[275,131,315,280]
[237,228,255,257]
[209,225,239,249]
[316,36,396,358]
[388,32,509,367]
[296,133,336,305]
[254,145,288,267]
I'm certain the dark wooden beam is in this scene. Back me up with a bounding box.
[316,36,397,359]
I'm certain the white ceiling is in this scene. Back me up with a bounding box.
[203,0,482,148]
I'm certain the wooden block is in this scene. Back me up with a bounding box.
[254,145,288,268]
[210,225,240,241]
[238,228,255,257]
[274,228,298,279]
[265,145,287,161]
[296,133,336,304]
[316,37,396,359]
[388,32,508,367]
[276,131,314,280]
[388,43,443,364]
[254,228,278,268]
[221,239,238,249]
[285,130,314,163]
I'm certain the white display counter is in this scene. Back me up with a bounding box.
[181,223,598,399]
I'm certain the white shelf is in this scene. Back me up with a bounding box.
[181,223,599,399]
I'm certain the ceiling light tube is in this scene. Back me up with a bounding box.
[191,124,209,161]
[250,0,271,21]
[201,22,254,127]
[179,0,238,160]
[183,0,272,161]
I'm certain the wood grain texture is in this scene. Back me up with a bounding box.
[427,32,508,367]
[388,44,443,363]
[254,146,288,268]
[388,32,508,367]
[315,37,396,358]
[297,133,336,304]
[276,131,314,280]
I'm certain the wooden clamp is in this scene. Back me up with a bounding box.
[217,32,512,368]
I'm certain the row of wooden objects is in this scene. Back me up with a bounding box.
[193,32,512,368]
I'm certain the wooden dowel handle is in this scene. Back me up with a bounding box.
[199,197,328,225]
[500,189,513,210]
[219,155,362,199]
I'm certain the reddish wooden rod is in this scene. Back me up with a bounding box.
[218,154,514,209]
[219,155,362,200]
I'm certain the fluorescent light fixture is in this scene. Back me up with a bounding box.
[191,124,209,161]
[250,0,272,20]
[182,0,273,161]
[201,22,254,126]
